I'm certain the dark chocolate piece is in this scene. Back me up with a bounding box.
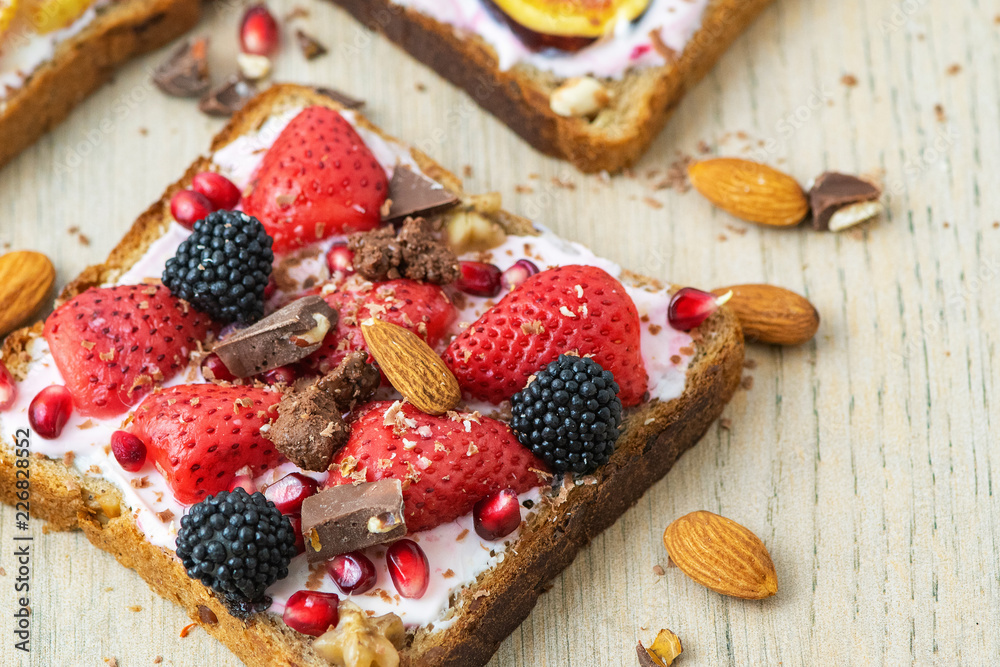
[349,217,459,284]
[199,76,257,117]
[383,166,460,222]
[296,29,329,60]
[808,172,882,231]
[636,642,658,667]
[301,479,406,562]
[153,38,210,98]
[213,296,337,378]
[313,87,365,109]
[316,351,381,413]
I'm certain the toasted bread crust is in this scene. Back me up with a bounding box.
[0,0,201,170]
[329,0,773,173]
[0,84,743,666]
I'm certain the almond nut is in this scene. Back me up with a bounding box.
[688,158,809,227]
[712,284,819,346]
[663,510,778,599]
[0,250,55,337]
[360,318,461,415]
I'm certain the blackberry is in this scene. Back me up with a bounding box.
[511,355,623,475]
[175,488,297,607]
[162,210,273,324]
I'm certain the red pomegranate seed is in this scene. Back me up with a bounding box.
[201,353,237,382]
[456,261,502,297]
[386,539,429,599]
[282,590,339,636]
[500,259,539,291]
[170,190,214,230]
[667,287,732,331]
[111,430,147,472]
[0,360,17,411]
[191,172,241,210]
[261,365,297,386]
[264,473,318,515]
[327,551,377,595]
[287,514,305,555]
[473,489,521,541]
[28,385,73,439]
[325,242,355,277]
[240,5,279,56]
[229,473,257,495]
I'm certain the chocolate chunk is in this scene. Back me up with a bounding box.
[153,38,210,98]
[199,76,257,117]
[213,296,338,378]
[264,352,378,471]
[349,217,459,284]
[301,479,407,563]
[296,29,328,60]
[384,166,460,222]
[808,172,882,231]
[312,87,365,109]
[636,642,658,667]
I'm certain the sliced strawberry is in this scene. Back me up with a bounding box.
[127,384,282,505]
[325,401,548,533]
[243,106,389,253]
[304,278,456,375]
[43,284,212,418]
[443,265,648,406]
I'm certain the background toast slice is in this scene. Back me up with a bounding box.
[328,0,774,174]
[0,84,744,666]
[0,0,201,170]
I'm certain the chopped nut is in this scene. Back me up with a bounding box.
[637,629,683,667]
[445,209,506,254]
[313,600,404,667]
[550,76,612,118]
[237,53,272,80]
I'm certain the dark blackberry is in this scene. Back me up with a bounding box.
[162,210,273,324]
[175,488,297,606]
[511,355,623,475]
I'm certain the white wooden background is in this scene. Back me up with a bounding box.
[2,0,999,664]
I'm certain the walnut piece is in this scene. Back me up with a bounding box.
[313,601,405,667]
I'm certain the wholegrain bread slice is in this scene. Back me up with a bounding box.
[0,84,744,666]
[0,0,201,169]
[329,0,774,173]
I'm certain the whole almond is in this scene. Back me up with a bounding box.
[688,158,809,227]
[0,250,56,337]
[713,284,819,345]
[663,510,778,599]
[360,318,461,415]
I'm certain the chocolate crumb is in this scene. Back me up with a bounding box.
[744,359,758,370]
[153,38,210,98]
[349,217,459,284]
[415,82,427,92]
[741,375,754,391]
[295,29,328,60]
[463,165,473,178]
[946,63,962,76]
[197,605,218,625]
[720,418,732,430]
[199,76,257,117]
[840,73,858,87]
[934,104,946,123]
[652,564,665,576]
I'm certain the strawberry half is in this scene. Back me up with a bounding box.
[326,402,548,533]
[127,384,282,505]
[304,278,457,375]
[43,284,212,418]
[243,106,389,253]
[443,265,648,406]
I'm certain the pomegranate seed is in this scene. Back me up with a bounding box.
[28,385,73,439]
[325,242,355,277]
[456,261,502,297]
[282,590,339,636]
[386,539,429,599]
[170,190,214,230]
[327,551,377,595]
[110,430,147,472]
[191,172,241,210]
[667,287,733,331]
[500,259,539,291]
[240,5,279,56]
[473,489,521,541]
[264,473,318,514]
[201,353,237,382]
[287,514,305,554]
[261,365,297,386]
[0,360,17,411]
[229,473,257,495]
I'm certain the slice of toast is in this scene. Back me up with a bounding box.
[0,0,201,169]
[328,0,774,173]
[0,83,744,666]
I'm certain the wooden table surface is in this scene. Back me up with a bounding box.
[2,0,998,664]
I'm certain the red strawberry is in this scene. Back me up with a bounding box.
[43,285,212,418]
[127,384,282,505]
[305,278,456,375]
[243,106,389,253]
[325,402,547,532]
[443,265,648,406]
